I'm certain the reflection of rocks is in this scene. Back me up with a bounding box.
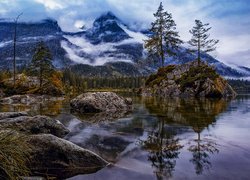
[0,94,64,105]
[144,97,229,127]
[70,92,132,113]
[84,135,131,162]
[27,134,108,179]
[65,117,143,163]
[74,110,129,123]
[143,96,225,176]
[0,114,69,138]
[0,97,65,117]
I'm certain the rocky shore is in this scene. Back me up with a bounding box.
[0,112,108,179]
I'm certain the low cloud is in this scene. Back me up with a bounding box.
[0,0,250,67]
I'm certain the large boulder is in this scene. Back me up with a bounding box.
[142,61,237,98]
[70,92,132,113]
[0,112,108,179]
[0,113,69,137]
[27,134,108,179]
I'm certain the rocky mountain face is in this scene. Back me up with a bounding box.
[0,12,249,78]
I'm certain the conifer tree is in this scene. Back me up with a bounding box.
[30,41,54,88]
[188,20,219,66]
[145,2,183,67]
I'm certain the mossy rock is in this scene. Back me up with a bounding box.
[142,61,237,98]
[145,65,176,87]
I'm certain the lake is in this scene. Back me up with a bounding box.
[1,94,250,180]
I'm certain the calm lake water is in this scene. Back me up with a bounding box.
[1,94,250,180]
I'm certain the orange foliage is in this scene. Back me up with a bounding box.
[49,71,63,90]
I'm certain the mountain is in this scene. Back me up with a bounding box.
[0,12,249,78]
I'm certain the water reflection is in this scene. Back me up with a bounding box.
[0,100,65,117]
[142,97,229,178]
[0,94,239,179]
[140,119,183,179]
[188,134,218,175]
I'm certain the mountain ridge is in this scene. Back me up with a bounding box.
[0,12,249,78]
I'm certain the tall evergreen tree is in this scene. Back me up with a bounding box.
[145,2,183,67]
[188,20,219,66]
[30,41,54,88]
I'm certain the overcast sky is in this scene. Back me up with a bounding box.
[0,0,250,67]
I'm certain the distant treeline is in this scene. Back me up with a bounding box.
[228,79,250,94]
[62,69,250,94]
[62,68,146,92]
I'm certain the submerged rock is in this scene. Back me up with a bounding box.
[27,134,108,178]
[0,89,5,98]
[70,92,132,113]
[0,114,69,137]
[142,61,237,98]
[74,110,129,123]
[0,111,28,120]
[0,94,64,105]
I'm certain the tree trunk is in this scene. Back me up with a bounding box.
[198,33,201,66]
[160,34,164,67]
[13,23,17,86]
[39,67,42,89]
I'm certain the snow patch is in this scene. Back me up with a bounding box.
[120,24,148,44]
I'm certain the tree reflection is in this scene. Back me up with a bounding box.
[188,133,218,174]
[143,97,229,176]
[140,118,183,179]
[179,99,221,175]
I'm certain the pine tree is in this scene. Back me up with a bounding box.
[145,2,183,67]
[188,20,219,66]
[30,41,54,88]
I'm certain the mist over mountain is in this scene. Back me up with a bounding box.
[0,12,249,78]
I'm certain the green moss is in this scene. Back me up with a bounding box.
[176,65,219,92]
[145,65,176,87]
[157,65,176,76]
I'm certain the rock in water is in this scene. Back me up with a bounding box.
[0,94,64,105]
[142,61,237,98]
[27,134,108,178]
[0,114,69,138]
[0,112,28,120]
[70,92,132,113]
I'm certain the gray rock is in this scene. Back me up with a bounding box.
[0,89,5,98]
[0,111,28,120]
[0,94,65,105]
[27,134,108,179]
[0,115,69,138]
[70,92,132,113]
[142,61,237,98]
[74,111,130,123]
